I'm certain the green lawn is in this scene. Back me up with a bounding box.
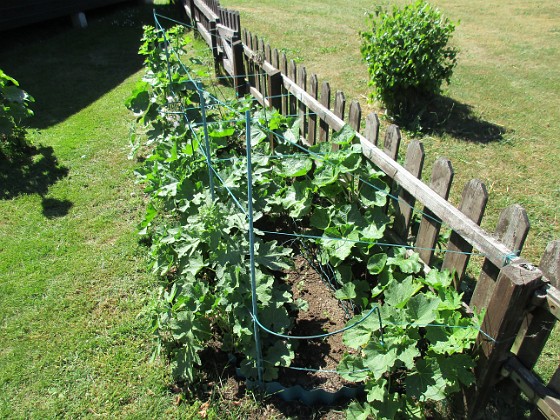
[0,3,202,418]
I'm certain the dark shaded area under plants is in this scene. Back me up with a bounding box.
[193,347,347,420]
[0,1,183,130]
[0,144,69,202]
[390,94,507,143]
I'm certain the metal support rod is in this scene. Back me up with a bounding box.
[199,83,215,200]
[245,110,264,385]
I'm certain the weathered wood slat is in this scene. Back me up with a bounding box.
[415,158,454,265]
[194,0,220,21]
[196,21,213,48]
[442,179,488,287]
[257,37,265,97]
[469,263,544,416]
[365,112,380,146]
[471,204,530,310]
[217,24,237,40]
[503,357,560,420]
[382,124,400,161]
[297,66,307,138]
[512,240,560,371]
[231,40,246,96]
[393,140,424,241]
[280,53,288,116]
[288,60,297,116]
[267,69,282,111]
[249,86,267,107]
[348,100,361,133]
[308,74,319,145]
[318,81,331,143]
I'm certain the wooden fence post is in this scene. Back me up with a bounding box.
[512,240,560,370]
[415,158,454,265]
[468,262,544,417]
[442,179,488,288]
[231,40,247,96]
[267,69,282,111]
[471,204,530,311]
[393,140,425,241]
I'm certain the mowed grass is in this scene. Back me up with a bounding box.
[0,4,208,418]
[221,0,559,380]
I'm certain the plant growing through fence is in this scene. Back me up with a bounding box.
[360,0,458,117]
[0,69,34,159]
[128,22,480,418]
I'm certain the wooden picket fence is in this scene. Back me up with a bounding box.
[180,0,559,417]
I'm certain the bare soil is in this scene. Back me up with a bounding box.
[277,255,356,392]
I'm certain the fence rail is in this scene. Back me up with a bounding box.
[179,0,559,417]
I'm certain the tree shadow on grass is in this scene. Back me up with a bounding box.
[394,95,507,143]
[0,145,71,217]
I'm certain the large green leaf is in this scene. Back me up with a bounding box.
[384,275,421,309]
[363,341,399,380]
[277,156,313,177]
[342,311,383,349]
[387,249,423,274]
[254,240,293,271]
[405,358,447,401]
[406,293,441,325]
[367,253,387,275]
[338,354,370,382]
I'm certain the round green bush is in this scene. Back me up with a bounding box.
[360,0,458,115]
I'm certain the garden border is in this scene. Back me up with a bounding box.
[178,1,560,417]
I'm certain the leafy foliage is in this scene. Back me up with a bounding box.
[129,24,478,418]
[339,261,480,418]
[360,1,458,115]
[0,69,34,158]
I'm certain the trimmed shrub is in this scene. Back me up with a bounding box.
[360,1,458,115]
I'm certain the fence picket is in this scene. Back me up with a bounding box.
[289,60,297,116]
[348,100,361,133]
[280,53,288,115]
[415,158,454,265]
[514,240,560,369]
[471,204,530,310]
[365,112,380,146]
[308,74,318,145]
[332,91,346,150]
[318,81,331,143]
[392,140,424,242]
[297,66,307,139]
[442,179,488,288]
